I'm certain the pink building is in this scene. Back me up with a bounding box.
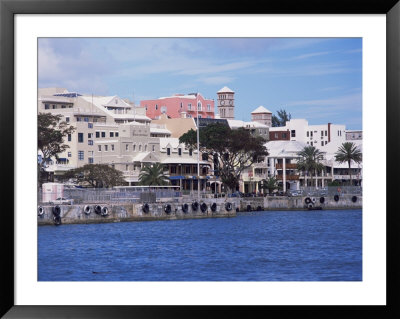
[140,93,215,120]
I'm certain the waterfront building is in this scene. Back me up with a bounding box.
[140,93,215,120]
[345,130,363,140]
[251,106,272,127]
[159,138,214,192]
[217,86,235,119]
[268,119,346,150]
[151,113,197,138]
[227,119,269,139]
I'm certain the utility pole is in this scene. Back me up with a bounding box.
[196,92,200,202]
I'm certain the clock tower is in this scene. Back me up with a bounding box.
[217,86,235,119]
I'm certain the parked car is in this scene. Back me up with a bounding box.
[49,197,74,205]
[288,191,302,197]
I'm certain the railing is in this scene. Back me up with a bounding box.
[276,175,300,180]
[276,163,297,169]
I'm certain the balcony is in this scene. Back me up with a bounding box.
[253,162,269,169]
[276,175,300,181]
[276,163,297,169]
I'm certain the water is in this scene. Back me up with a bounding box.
[38,209,362,281]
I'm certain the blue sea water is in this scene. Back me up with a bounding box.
[38,209,362,281]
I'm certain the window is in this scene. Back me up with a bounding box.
[101,132,105,138]
[98,145,102,152]
[188,103,192,110]
[68,134,71,142]
[291,130,296,137]
[61,105,66,109]
[145,145,147,151]
[78,151,84,160]
[310,131,313,137]
[155,104,158,110]
[52,105,56,109]
[133,144,136,151]
[311,142,313,146]
[274,133,278,139]
[207,104,211,111]
[84,117,89,122]
[282,133,287,139]
[77,117,81,122]
[67,152,72,157]
[161,106,167,114]
[95,132,100,138]
[307,131,309,137]
[110,132,114,137]
[197,102,202,111]
[152,145,155,152]
[178,148,182,156]
[44,104,50,109]
[66,117,70,123]
[88,140,93,145]
[139,145,142,152]
[126,164,129,171]
[325,130,328,136]
[78,133,84,143]
[321,141,324,146]
[180,102,183,109]
[88,157,94,164]
[325,141,328,145]
[167,148,171,156]
[189,149,192,156]
[111,145,114,151]
[321,131,324,136]
[105,145,108,152]
[126,144,129,151]
[115,132,119,137]
[88,123,93,128]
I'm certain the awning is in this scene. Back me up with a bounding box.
[169,175,185,180]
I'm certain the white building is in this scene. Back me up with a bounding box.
[269,119,346,150]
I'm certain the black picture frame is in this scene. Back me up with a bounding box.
[1,0,399,318]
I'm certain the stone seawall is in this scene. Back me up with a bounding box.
[37,199,237,226]
[240,194,362,211]
[37,194,361,226]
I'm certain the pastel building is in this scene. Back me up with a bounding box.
[141,93,215,120]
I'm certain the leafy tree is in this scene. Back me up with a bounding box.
[260,177,280,194]
[334,142,362,186]
[63,164,125,188]
[138,163,170,186]
[179,123,268,193]
[297,145,325,188]
[272,109,291,127]
[38,112,75,184]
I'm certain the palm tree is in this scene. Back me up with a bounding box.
[334,142,362,186]
[260,177,280,195]
[138,163,170,186]
[297,146,325,188]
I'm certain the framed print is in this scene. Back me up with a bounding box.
[1,0,399,318]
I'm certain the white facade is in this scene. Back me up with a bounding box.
[269,119,346,151]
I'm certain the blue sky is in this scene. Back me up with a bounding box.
[38,38,362,129]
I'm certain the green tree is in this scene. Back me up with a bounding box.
[272,109,291,127]
[334,142,362,186]
[63,164,125,188]
[260,177,280,195]
[138,163,170,186]
[297,145,325,188]
[179,123,268,193]
[38,112,75,184]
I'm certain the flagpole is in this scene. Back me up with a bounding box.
[196,92,200,201]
